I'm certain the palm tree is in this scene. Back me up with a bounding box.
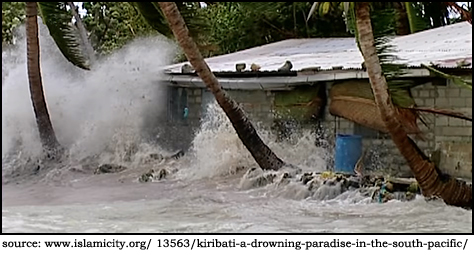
[25,2,61,155]
[158,2,285,170]
[25,2,90,156]
[354,2,471,209]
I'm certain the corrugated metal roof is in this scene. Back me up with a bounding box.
[165,21,472,73]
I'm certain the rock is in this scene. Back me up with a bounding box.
[235,63,246,72]
[138,168,177,183]
[300,172,315,185]
[250,63,261,72]
[307,177,323,192]
[385,182,394,192]
[346,176,361,189]
[382,192,395,203]
[405,191,416,201]
[181,63,194,74]
[157,169,168,180]
[170,150,185,160]
[407,182,420,194]
[382,177,420,194]
[277,60,293,72]
[139,169,154,183]
[94,164,127,174]
[149,153,164,161]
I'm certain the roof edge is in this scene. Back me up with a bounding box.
[162,69,433,90]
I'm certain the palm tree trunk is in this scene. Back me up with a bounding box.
[26,2,61,154]
[158,2,285,170]
[393,2,410,35]
[355,2,471,209]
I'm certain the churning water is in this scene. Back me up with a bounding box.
[2,23,472,233]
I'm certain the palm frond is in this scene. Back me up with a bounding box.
[390,88,416,108]
[38,2,90,70]
[371,8,410,80]
[404,2,429,33]
[421,64,472,90]
[345,2,358,39]
[370,6,422,126]
[408,107,472,121]
[307,2,319,21]
[133,2,173,38]
[135,2,210,44]
[342,2,351,30]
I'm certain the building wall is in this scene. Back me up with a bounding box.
[430,78,472,179]
[320,78,472,178]
[166,76,471,179]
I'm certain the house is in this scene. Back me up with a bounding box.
[159,21,472,179]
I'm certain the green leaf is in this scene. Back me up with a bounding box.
[38,2,89,70]
[320,2,330,16]
[135,2,210,43]
[2,2,26,45]
[404,2,429,34]
[421,64,472,90]
[133,2,173,38]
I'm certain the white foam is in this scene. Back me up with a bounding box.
[2,20,177,165]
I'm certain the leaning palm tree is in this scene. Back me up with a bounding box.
[158,2,285,170]
[26,2,61,155]
[354,2,471,209]
[25,2,90,156]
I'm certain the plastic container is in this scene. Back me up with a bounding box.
[334,134,362,173]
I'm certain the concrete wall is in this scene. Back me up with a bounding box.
[430,78,472,179]
[165,76,471,179]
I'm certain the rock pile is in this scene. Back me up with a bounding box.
[238,168,421,203]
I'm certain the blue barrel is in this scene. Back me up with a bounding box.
[334,134,362,173]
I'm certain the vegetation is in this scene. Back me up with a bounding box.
[80,2,158,55]
[2,2,25,45]
[199,2,350,56]
[158,2,285,170]
[354,2,471,209]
